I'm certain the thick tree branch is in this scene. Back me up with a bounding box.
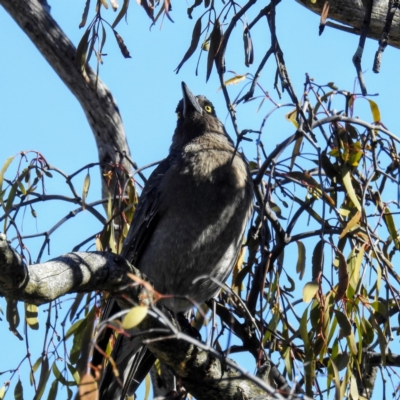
[296,0,400,49]
[0,234,304,400]
[0,233,142,304]
[0,0,132,198]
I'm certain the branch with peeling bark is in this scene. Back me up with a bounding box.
[296,0,400,49]
[0,0,132,199]
[0,234,302,400]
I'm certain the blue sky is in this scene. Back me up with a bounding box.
[1,1,400,399]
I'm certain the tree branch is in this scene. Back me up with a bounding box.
[0,233,307,400]
[0,0,132,199]
[0,233,142,304]
[296,0,400,49]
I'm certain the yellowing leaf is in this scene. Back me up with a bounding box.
[285,108,298,128]
[367,99,381,123]
[350,372,359,400]
[82,172,91,210]
[0,386,5,400]
[347,331,358,356]
[341,166,361,212]
[144,373,151,400]
[78,373,98,400]
[302,281,319,303]
[122,306,148,329]
[25,303,39,330]
[218,74,248,90]
[384,207,399,248]
[339,211,361,239]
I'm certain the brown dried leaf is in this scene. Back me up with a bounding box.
[138,0,154,21]
[110,0,119,11]
[79,0,91,28]
[113,30,132,58]
[163,0,174,22]
[319,1,330,35]
[78,373,98,400]
[100,0,109,9]
[243,26,254,67]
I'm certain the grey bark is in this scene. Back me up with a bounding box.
[0,233,297,400]
[296,0,400,49]
[0,233,144,304]
[0,0,132,199]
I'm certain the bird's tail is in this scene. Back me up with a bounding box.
[98,333,156,400]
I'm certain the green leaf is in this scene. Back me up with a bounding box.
[14,379,23,400]
[33,357,50,400]
[302,281,319,303]
[339,211,361,239]
[47,380,58,400]
[65,318,87,341]
[75,28,91,71]
[82,172,90,209]
[346,330,358,356]
[175,17,202,73]
[67,364,80,385]
[30,357,42,386]
[300,307,310,347]
[0,156,15,192]
[341,165,361,212]
[333,310,351,336]
[334,249,348,302]
[5,181,18,212]
[122,306,148,329]
[206,19,222,82]
[312,240,324,281]
[283,273,295,292]
[296,241,306,277]
[329,357,341,400]
[349,372,359,400]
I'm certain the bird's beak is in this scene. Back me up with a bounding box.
[181,82,203,118]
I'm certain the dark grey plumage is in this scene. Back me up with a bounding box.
[99,82,253,399]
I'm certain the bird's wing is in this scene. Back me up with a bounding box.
[97,157,172,400]
[121,156,171,265]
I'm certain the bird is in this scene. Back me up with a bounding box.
[97,82,254,399]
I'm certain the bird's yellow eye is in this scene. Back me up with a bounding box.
[177,111,181,119]
[204,105,213,113]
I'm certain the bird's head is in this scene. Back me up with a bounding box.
[171,82,231,148]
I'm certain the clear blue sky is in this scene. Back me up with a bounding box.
[0,1,399,399]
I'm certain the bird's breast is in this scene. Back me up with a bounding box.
[137,137,253,312]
